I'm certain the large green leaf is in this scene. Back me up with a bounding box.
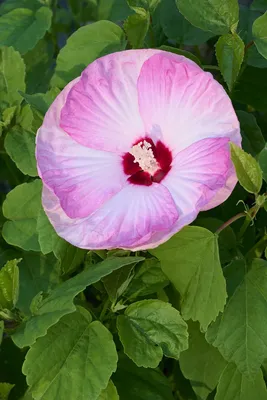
[125,257,169,299]
[215,363,267,400]
[259,145,267,182]
[159,0,214,45]
[117,299,188,368]
[151,226,227,331]
[51,20,126,88]
[2,180,42,251]
[216,33,244,91]
[180,321,226,400]
[4,128,37,177]
[0,46,25,106]
[23,308,118,400]
[253,12,267,60]
[230,142,262,194]
[124,7,150,49]
[176,0,239,35]
[206,259,267,377]
[113,354,174,400]
[97,381,119,400]
[195,217,237,265]
[17,252,61,315]
[0,7,52,55]
[12,256,144,348]
[0,0,42,15]
[0,259,20,310]
[236,110,265,156]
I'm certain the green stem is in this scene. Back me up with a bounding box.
[237,204,260,241]
[246,235,267,261]
[237,215,251,241]
[203,65,220,71]
[215,212,246,235]
[245,40,254,52]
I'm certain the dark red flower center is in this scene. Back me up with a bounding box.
[122,137,172,186]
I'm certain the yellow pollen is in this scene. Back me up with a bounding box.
[129,140,159,175]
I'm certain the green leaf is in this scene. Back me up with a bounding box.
[253,12,267,60]
[17,252,61,315]
[124,7,150,49]
[176,0,239,35]
[21,87,61,116]
[117,299,188,368]
[0,259,20,310]
[206,259,267,377]
[0,383,15,400]
[23,308,118,400]
[97,0,134,21]
[23,38,54,94]
[251,0,267,11]
[113,354,174,400]
[128,0,160,12]
[97,381,119,400]
[36,207,58,255]
[4,128,37,177]
[0,46,25,106]
[247,43,267,68]
[0,0,42,15]
[236,110,265,156]
[52,235,86,275]
[151,226,227,331]
[230,142,262,194]
[0,7,52,55]
[159,0,214,45]
[195,217,237,265]
[2,180,42,251]
[259,145,267,182]
[180,321,226,400]
[232,66,267,110]
[12,256,144,348]
[125,257,169,299]
[103,264,135,303]
[51,20,126,88]
[216,33,244,91]
[215,363,267,400]
[16,104,33,130]
[158,45,201,65]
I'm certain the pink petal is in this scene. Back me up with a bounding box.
[42,183,178,250]
[137,53,241,156]
[36,79,127,219]
[162,137,232,217]
[60,49,160,153]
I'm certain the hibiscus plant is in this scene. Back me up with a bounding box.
[1,0,267,399]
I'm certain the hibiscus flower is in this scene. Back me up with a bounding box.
[36,49,241,250]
